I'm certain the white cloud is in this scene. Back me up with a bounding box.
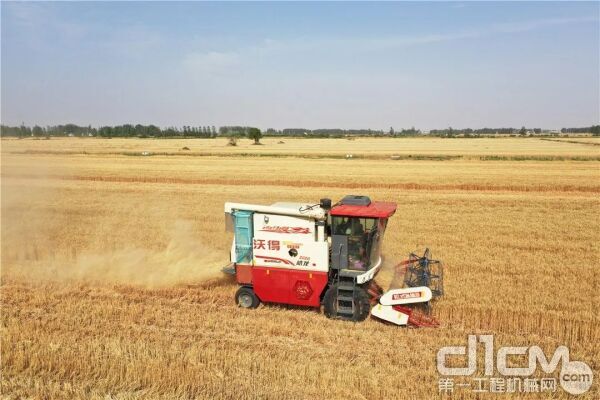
[292,15,598,53]
[9,3,86,36]
[309,15,598,51]
[5,2,47,28]
[99,25,164,55]
[182,51,241,76]
[492,16,599,34]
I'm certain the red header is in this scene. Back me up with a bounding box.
[330,201,397,218]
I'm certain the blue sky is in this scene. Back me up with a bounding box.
[1,1,598,130]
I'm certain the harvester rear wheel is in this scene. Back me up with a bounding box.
[235,286,260,309]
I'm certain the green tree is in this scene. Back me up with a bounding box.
[32,125,44,137]
[19,123,31,138]
[519,126,527,136]
[147,125,160,137]
[64,123,79,136]
[248,127,262,144]
[99,126,113,138]
[135,124,145,137]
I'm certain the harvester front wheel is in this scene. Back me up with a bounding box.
[235,286,260,309]
[323,284,371,322]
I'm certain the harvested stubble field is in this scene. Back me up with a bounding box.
[1,137,599,399]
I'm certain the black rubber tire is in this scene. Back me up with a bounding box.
[235,286,260,309]
[323,286,337,319]
[323,284,371,322]
[353,287,372,322]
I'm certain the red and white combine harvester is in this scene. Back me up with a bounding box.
[223,195,444,327]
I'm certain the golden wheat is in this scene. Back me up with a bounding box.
[1,138,598,399]
[2,136,600,157]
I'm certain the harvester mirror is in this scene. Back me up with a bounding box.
[319,198,332,210]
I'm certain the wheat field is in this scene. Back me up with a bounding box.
[1,137,599,399]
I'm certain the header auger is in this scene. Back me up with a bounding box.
[222,195,444,327]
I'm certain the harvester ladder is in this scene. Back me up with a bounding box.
[335,275,356,317]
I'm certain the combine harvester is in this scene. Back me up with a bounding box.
[223,195,444,327]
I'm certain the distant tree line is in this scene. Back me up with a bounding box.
[218,126,258,136]
[0,123,95,138]
[264,128,422,137]
[97,124,217,138]
[1,123,598,138]
[428,127,546,137]
[431,127,515,136]
[562,125,600,136]
[0,124,218,138]
[428,126,600,137]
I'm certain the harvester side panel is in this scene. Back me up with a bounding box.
[252,213,328,272]
[252,267,290,304]
[252,267,328,307]
[235,264,252,284]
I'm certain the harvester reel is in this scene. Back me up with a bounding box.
[403,248,444,299]
[369,248,445,327]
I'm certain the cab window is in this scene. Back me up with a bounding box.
[332,216,379,271]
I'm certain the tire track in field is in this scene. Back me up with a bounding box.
[539,138,600,147]
[8,150,600,161]
[3,173,599,193]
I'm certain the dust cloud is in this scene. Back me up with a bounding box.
[376,257,406,290]
[67,220,227,287]
[1,152,228,288]
[3,219,228,288]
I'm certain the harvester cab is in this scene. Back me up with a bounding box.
[223,195,444,327]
